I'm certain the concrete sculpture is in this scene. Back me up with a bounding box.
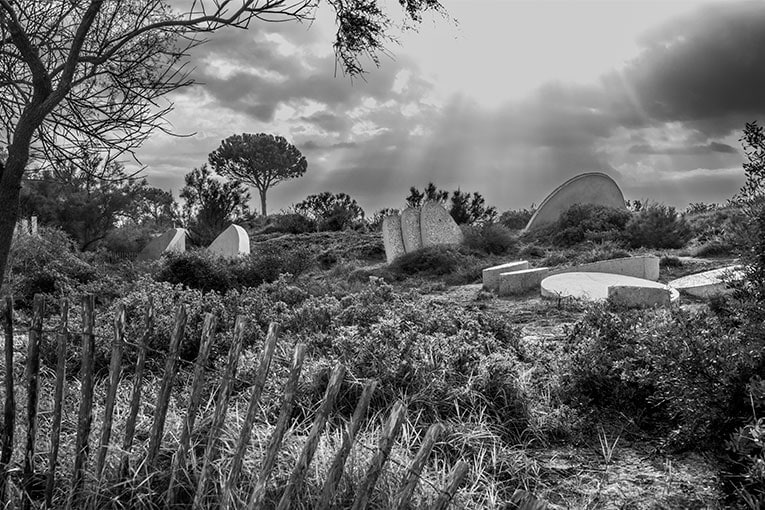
[137,228,187,261]
[208,224,250,258]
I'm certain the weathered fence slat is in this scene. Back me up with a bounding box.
[145,304,187,470]
[221,322,280,510]
[429,460,469,510]
[316,379,377,510]
[351,400,407,510]
[120,298,153,479]
[247,343,307,510]
[276,364,346,510]
[394,423,444,510]
[192,315,248,510]
[21,295,45,510]
[45,298,69,508]
[166,313,218,506]
[0,297,14,503]
[95,302,126,481]
[66,294,97,510]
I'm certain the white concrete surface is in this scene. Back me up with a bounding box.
[137,228,187,261]
[498,267,550,296]
[541,272,679,305]
[208,224,250,258]
[668,265,744,298]
[482,261,530,291]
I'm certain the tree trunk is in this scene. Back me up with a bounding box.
[259,188,268,217]
[0,161,23,290]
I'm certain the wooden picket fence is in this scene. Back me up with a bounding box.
[0,294,468,509]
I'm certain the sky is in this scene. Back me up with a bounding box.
[132,0,765,216]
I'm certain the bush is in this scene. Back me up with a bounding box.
[499,208,535,230]
[155,251,231,293]
[387,245,484,284]
[263,213,316,234]
[625,203,692,249]
[462,223,518,255]
[526,204,631,247]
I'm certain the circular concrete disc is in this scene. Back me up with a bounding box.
[668,265,743,298]
[541,272,679,302]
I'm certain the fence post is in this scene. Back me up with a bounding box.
[0,297,14,504]
[317,380,377,510]
[45,298,69,508]
[276,364,346,510]
[120,298,153,479]
[393,423,444,510]
[67,294,96,510]
[351,400,407,510]
[145,304,187,470]
[21,295,45,510]
[166,313,218,507]
[247,343,306,510]
[429,461,468,510]
[221,322,279,510]
[192,315,247,510]
[94,302,126,482]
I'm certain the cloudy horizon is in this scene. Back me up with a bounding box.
[130,0,765,216]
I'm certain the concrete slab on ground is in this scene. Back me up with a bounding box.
[668,265,743,298]
[541,272,679,305]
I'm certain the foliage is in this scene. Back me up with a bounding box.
[5,226,96,308]
[19,153,177,250]
[624,202,692,249]
[462,223,518,255]
[387,245,485,284]
[179,165,250,246]
[209,133,307,216]
[406,183,498,225]
[367,208,399,231]
[499,208,535,230]
[726,376,765,506]
[294,191,365,231]
[527,204,631,247]
[562,305,763,449]
[406,182,449,207]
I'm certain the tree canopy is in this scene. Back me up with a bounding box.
[0,0,446,289]
[208,133,307,216]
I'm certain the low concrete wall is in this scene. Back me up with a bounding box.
[550,255,660,281]
[498,267,549,296]
[482,261,529,291]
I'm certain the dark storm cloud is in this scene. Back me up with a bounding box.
[628,141,738,155]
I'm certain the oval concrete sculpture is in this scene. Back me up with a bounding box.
[420,201,464,248]
[541,272,679,305]
[668,265,743,298]
[382,214,406,264]
[208,224,250,258]
[137,228,187,261]
[549,255,660,281]
[400,207,423,253]
[525,172,626,231]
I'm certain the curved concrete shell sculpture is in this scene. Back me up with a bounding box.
[137,228,187,261]
[524,172,626,231]
[208,224,250,258]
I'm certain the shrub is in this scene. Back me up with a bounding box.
[264,213,316,234]
[387,245,485,284]
[294,192,365,231]
[526,204,631,247]
[462,223,518,255]
[519,243,546,258]
[625,203,692,249]
[155,251,230,293]
[499,208,535,230]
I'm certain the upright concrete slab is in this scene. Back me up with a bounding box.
[550,255,660,281]
[498,267,549,296]
[525,172,626,231]
[668,265,743,298]
[608,285,671,308]
[420,201,463,248]
[137,228,187,261]
[482,261,529,291]
[400,207,423,253]
[208,224,250,258]
[541,272,679,305]
[382,214,406,264]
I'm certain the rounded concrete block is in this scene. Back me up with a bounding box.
[400,207,422,253]
[498,267,549,296]
[208,224,250,258]
[668,265,743,298]
[137,228,187,261]
[525,172,626,231]
[420,201,463,248]
[382,214,406,264]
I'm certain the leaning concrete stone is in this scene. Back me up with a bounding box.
[420,201,463,247]
[208,224,250,258]
[137,228,187,261]
[382,214,406,264]
[482,261,529,291]
[498,267,549,296]
[608,285,671,308]
[400,207,422,253]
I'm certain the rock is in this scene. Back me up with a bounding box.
[525,172,626,231]
[420,201,463,248]
[482,261,530,291]
[208,224,250,258]
[382,214,406,264]
[400,207,422,253]
[137,228,187,261]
